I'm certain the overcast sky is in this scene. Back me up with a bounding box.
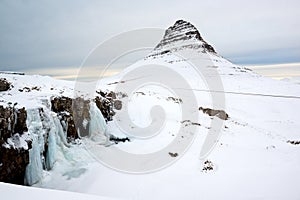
[0,0,300,78]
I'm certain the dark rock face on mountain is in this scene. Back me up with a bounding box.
[153,20,216,54]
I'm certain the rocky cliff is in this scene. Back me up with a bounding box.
[0,105,29,184]
[0,76,116,185]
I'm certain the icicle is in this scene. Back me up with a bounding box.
[24,106,76,185]
[89,102,108,144]
[45,126,56,170]
[24,136,43,185]
[53,116,70,148]
[40,109,70,171]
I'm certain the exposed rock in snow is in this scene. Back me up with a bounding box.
[168,152,178,157]
[0,78,11,92]
[0,105,30,184]
[0,105,28,139]
[202,160,214,172]
[109,135,130,144]
[0,145,30,184]
[113,100,122,110]
[51,96,90,139]
[199,107,229,120]
[287,140,300,145]
[95,94,115,122]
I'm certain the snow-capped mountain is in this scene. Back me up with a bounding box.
[151,19,216,54]
[1,20,300,199]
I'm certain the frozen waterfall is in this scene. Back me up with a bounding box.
[24,109,44,185]
[24,102,108,185]
[88,102,108,144]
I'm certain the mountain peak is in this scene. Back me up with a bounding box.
[153,19,216,54]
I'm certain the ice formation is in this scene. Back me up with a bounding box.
[25,136,43,185]
[45,121,56,170]
[24,109,44,185]
[23,101,108,185]
[24,108,68,185]
[88,102,108,144]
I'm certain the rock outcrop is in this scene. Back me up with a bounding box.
[51,93,115,139]
[95,91,116,122]
[0,105,30,185]
[0,78,11,91]
[199,107,229,120]
[51,96,90,139]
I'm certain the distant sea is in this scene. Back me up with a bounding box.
[245,62,300,84]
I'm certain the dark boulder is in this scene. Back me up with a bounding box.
[199,107,229,120]
[0,78,11,92]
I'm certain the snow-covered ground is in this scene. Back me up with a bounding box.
[28,53,299,200]
[0,182,120,200]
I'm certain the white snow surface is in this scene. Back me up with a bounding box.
[1,49,300,199]
[0,182,121,200]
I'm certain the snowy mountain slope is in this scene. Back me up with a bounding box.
[1,20,300,199]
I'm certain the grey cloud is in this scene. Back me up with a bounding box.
[0,0,299,72]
